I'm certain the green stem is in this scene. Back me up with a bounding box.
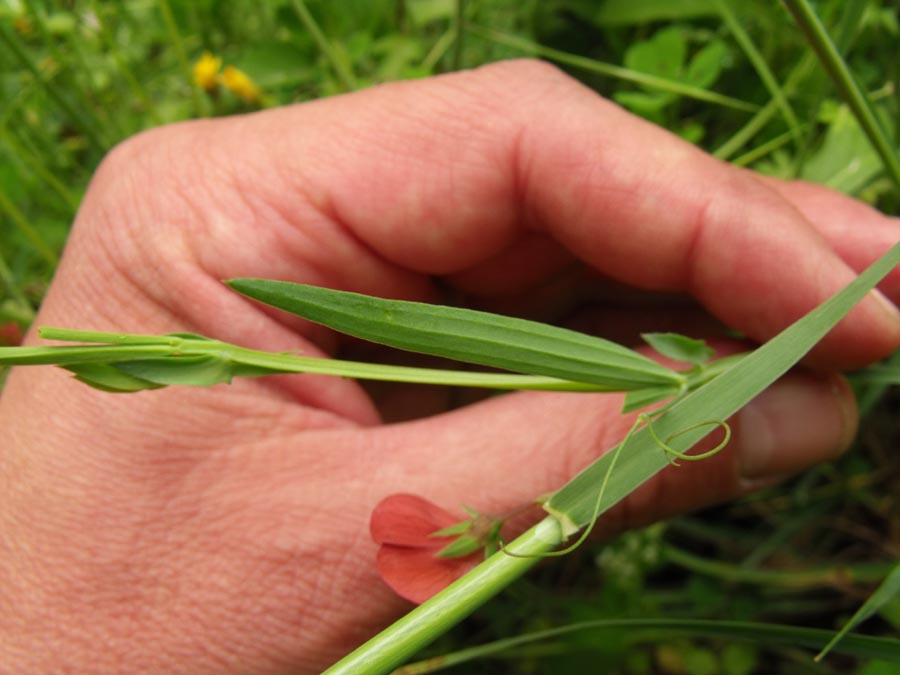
[0,20,108,152]
[1,328,602,391]
[420,26,455,73]
[289,0,357,91]
[91,0,162,126]
[158,0,204,117]
[663,544,893,589]
[0,190,59,267]
[714,0,798,136]
[0,249,35,323]
[396,618,900,672]
[714,51,816,161]
[0,126,80,211]
[323,517,563,675]
[732,125,806,167]
[452,0,466,70]
[467,25,760,114]
[781,0,900,192]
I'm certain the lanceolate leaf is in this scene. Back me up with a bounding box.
[226,279,683,391]
[642,332,715,365]
[65,362,165,393]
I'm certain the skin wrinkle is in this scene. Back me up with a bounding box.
[680,189,717,297]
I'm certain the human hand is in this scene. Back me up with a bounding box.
[2,60,899,673]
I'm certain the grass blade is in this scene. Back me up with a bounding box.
[157,0,204,117]
[0,189,59,267]
[289,0,357,91]
[467,24,760,113]
[781,0,900,191]
[226,279,684,390]
[546,239,900,532]
[395,618,900,673]
[713,0,798,135]
[816,562,900,661]
[324,241,900,675]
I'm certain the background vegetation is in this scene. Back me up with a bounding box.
[2,1,899,672]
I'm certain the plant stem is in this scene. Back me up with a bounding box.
[0,126,80,211]
[0,190,59,267]
[663,544,893,589]
[323,517,563,675]
[158,0,204,117]
[468,24,760,114]
[91,0,162,126]
[732,126,805,167]
[0,20,108,152]
[0,328,603,391]
[0,250,35,323]
[452,0,466,70]
[714,0,798,137]
[420,27,455,73]
[782,0,900,192]
[289,0,357,91]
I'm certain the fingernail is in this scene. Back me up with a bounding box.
[736,372,857,480]
[869,288,900,323]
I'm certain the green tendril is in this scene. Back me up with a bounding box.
[500,414,644,559]
[640,413,731,466]
[501,411,731,560]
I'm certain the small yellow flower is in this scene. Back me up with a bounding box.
[193,52,222,92]
[221,65,262,105]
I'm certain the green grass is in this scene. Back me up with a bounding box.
[2,1,899,672]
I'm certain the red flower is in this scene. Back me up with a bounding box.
[370,494,487,604]
[0,322,23,346]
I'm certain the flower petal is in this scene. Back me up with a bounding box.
[0,322,22,346]
[370,493,460,547]
[376,545,480,604]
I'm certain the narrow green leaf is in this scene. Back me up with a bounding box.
[713,0,799,136]
[395,618,900,673]
[114,355,272,387]
[226,279,683,390]
[430,521,473,537]
[64,362,165,393]
[816,563,900,661]
[782,0,900,191]
[435,535,481,559]
[595,0,717,25]
[546,240,900,533]
[642,333,714,365]
[465,25,760,114]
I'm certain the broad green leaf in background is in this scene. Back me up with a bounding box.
[594,0,718,26]
[642,333,715,366]
[233,42,315,89]
[613,25,728,131]
[406,0,456,26]
[801,103,886,195]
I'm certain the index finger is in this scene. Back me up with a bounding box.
[216,60,900,369]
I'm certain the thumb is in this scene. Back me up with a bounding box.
[371,369,857,537]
